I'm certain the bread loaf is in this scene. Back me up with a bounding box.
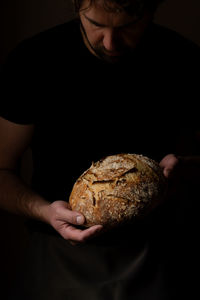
[69,153,166,229]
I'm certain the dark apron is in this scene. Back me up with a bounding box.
[8,202,188,300]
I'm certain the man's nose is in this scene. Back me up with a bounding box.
[103,29,118,52]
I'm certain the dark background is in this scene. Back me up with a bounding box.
[0,0,200,296]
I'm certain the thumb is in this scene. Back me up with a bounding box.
[163,167,171,178]
[51,200,85,225]
[65,202,85,225]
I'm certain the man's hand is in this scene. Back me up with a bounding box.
[160,153,200,184]
[159,153,180,179]
[159,154,183,200]
[46,200,103,245]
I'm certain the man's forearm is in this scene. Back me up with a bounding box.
[0,169,51,223]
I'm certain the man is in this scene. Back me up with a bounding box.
[0,0,199,299]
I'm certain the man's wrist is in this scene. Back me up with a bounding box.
[35,200,52,224]
[174,155,184,165]
[173,155,200,183]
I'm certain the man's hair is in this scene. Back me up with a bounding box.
[73,0,165,16]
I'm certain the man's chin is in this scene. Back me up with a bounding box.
[95,49,136,64]
[102,55,122,64]
[96,51,126,64]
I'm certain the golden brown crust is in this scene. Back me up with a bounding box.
[69,153,166,229]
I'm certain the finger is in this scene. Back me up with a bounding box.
[164,167,175,178]
[64,224,103,243]
[163,168,170,178]
[55,205,85,226]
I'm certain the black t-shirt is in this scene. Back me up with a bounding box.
[1,18,199,200]
[1,19,200,299]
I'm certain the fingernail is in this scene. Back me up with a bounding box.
[76,215,84,224]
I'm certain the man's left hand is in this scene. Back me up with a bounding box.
[159,153,180,179]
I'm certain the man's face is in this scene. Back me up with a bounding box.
[79,0,155,63]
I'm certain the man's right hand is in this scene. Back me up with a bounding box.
[47,200,103,245]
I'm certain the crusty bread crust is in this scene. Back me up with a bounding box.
[69,154,166,228]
